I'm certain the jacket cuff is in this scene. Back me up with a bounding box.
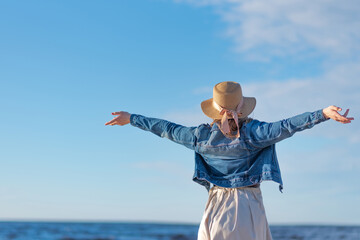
[130,114,139,127]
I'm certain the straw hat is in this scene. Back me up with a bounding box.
[201,81,256,120]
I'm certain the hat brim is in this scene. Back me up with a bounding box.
[201,97,256,120]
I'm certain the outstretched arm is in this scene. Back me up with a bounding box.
[248,106,354,148]
[105,111,198,150]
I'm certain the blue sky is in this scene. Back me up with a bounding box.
[0,0,359,224]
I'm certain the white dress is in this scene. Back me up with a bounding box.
[197,185,273,240]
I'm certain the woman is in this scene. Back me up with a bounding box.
[105,81,353,240]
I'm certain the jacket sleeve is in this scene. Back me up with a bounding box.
[130,114,197,150]
[246,109,328,148]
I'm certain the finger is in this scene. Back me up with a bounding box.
[105,118,117,125]
[339,117,353,123]
[338,120,350,124]
[105,121,113,125]
[342,119,352,124]
[112,112,122,115]
[344,115,354,121]
[342,109,349,117]
[330,105,342,112]
[336,116,350,122]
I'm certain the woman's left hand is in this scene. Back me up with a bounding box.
[105,111,131,126]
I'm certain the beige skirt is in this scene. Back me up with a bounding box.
[197,185,273,240]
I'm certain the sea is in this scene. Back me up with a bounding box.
[0,221,359,240]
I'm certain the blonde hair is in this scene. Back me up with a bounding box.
[210,117,253,138]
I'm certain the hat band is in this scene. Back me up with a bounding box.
[212,99,244,138]
[212,98,244,114]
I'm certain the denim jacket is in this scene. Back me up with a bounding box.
[130,109,328,192]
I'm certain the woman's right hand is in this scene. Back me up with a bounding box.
[322,106,354,124]
[105,111,131,126]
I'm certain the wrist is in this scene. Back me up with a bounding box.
[322,109,330,119]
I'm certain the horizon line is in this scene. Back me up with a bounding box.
[0,218,359,227]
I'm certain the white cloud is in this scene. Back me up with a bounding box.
[173,0,360,128]
[176,0,360,60]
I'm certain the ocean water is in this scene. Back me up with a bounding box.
[0,222,359,240]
